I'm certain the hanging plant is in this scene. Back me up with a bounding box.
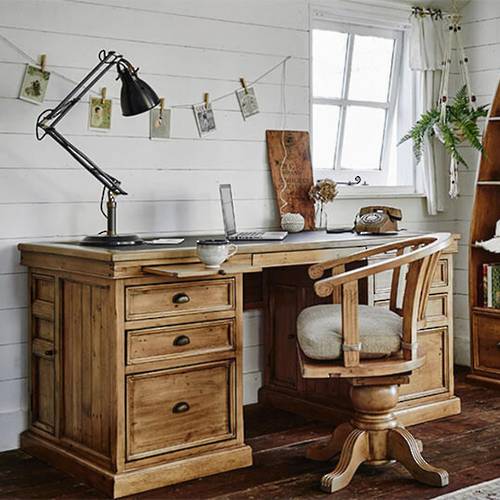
[398,85,488,168]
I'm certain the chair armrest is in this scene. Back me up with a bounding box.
[308,236,439,279]
[313,234,452,297]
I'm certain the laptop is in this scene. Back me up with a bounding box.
[219,184,288,241]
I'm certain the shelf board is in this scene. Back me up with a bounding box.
[489,116,500,121]
[472,306,500,316]
[471,243,500,251]
[478,181,500,185]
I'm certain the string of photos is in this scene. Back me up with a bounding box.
[2,31,291,140]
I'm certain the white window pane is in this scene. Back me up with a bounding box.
[312,29,348,98]
[348,35,394,103]
[313,104,340,169]
[341,106,386,170]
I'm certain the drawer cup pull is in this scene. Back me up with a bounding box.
[173,335,190,347]
[172,401,190,414]
[172,293,190,305]
[496,342,500,350]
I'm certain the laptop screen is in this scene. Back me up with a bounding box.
[219,184,237,236]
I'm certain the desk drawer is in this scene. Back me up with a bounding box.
[375,293,448,327]
[420,293,448,328]
[127,320,235,365]
[372,257,449,298]
[126,360,235,460]
[125,279,235,321]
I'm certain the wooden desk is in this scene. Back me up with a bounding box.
[18,231,460,497]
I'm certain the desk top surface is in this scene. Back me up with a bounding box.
[18,231,458,263]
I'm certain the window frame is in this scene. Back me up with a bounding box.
[311,19,404,185]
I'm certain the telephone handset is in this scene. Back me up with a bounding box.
[354,206,402,234]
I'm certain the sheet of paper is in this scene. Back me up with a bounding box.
[144,238,185,245]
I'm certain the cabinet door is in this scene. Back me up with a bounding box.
[473,311,500,373]
[30,274,57,434]
[265,266,331,390]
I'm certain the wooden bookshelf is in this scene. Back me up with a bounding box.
[468,82,500,388]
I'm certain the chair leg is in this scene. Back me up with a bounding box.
[306,422,353,461]
[306,380,447,493]
[320,429,370,493]
[388,427,449,487]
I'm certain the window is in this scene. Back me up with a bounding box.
[312,21,405,186]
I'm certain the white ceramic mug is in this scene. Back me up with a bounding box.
[196,239,238,268]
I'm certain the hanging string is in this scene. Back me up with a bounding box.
[439,21,454,121]
[280,57,288,131]
[0,32,101,96]
[0,31,292,108]
[277,57,289,213]
[170,55,292,109]
[439,11,476,123]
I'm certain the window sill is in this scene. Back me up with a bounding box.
[336,186,425,200]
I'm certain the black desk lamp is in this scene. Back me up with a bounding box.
[36,50,160,246]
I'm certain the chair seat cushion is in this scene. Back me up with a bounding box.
[297,304,402,361]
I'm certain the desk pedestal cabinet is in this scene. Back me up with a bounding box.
[21,262,251,498]
[261,253,459,426]
[18,234,460,497]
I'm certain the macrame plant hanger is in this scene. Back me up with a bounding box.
[438,0,476,198]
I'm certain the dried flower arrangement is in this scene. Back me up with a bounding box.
[309,179,338,229]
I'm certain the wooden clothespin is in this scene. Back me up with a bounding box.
[204,92,209,108]
[154,98,166,127]
[39,54,47,72]
[158,97,165,120]
[100,87,107,104]
[240,77,248,94]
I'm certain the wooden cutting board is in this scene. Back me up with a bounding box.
[266,130,315,230]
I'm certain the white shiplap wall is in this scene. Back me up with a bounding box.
[0,0,457,452]
[452,0,500,366]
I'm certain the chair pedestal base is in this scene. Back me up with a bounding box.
[306,380,449,493]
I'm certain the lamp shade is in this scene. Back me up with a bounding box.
[118,64,160,116]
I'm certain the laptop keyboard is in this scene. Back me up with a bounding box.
[233,232,265,240]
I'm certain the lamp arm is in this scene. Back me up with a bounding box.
[36,50,128,196]
[44,127,126,195]
[40,50,122,129]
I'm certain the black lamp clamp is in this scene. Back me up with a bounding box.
[36,50,160,246]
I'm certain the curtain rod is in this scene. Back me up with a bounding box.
[411,7,463,22]
[412,7,444,19]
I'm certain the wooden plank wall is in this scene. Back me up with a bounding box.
[452,0,500,366]
[0,0,459,451]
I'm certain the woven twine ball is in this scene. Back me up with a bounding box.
[281,213,305,232]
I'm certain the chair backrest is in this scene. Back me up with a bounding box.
[308,233,453,367]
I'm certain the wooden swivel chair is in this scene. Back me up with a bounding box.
[297,234,452,493]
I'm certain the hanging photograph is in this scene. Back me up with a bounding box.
[150,108,171,140]
[236,87,259,120]
[89,96,112,130]
[193,102,216,137]
[18,64,51,104]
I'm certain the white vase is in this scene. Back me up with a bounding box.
[315,203,327,230]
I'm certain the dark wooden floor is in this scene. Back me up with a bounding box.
[1,369,499,499]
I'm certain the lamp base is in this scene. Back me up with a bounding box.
[80,233,143,247]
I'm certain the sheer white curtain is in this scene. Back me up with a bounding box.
[410,13,447,215]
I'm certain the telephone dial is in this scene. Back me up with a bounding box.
[354,206,402,234]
